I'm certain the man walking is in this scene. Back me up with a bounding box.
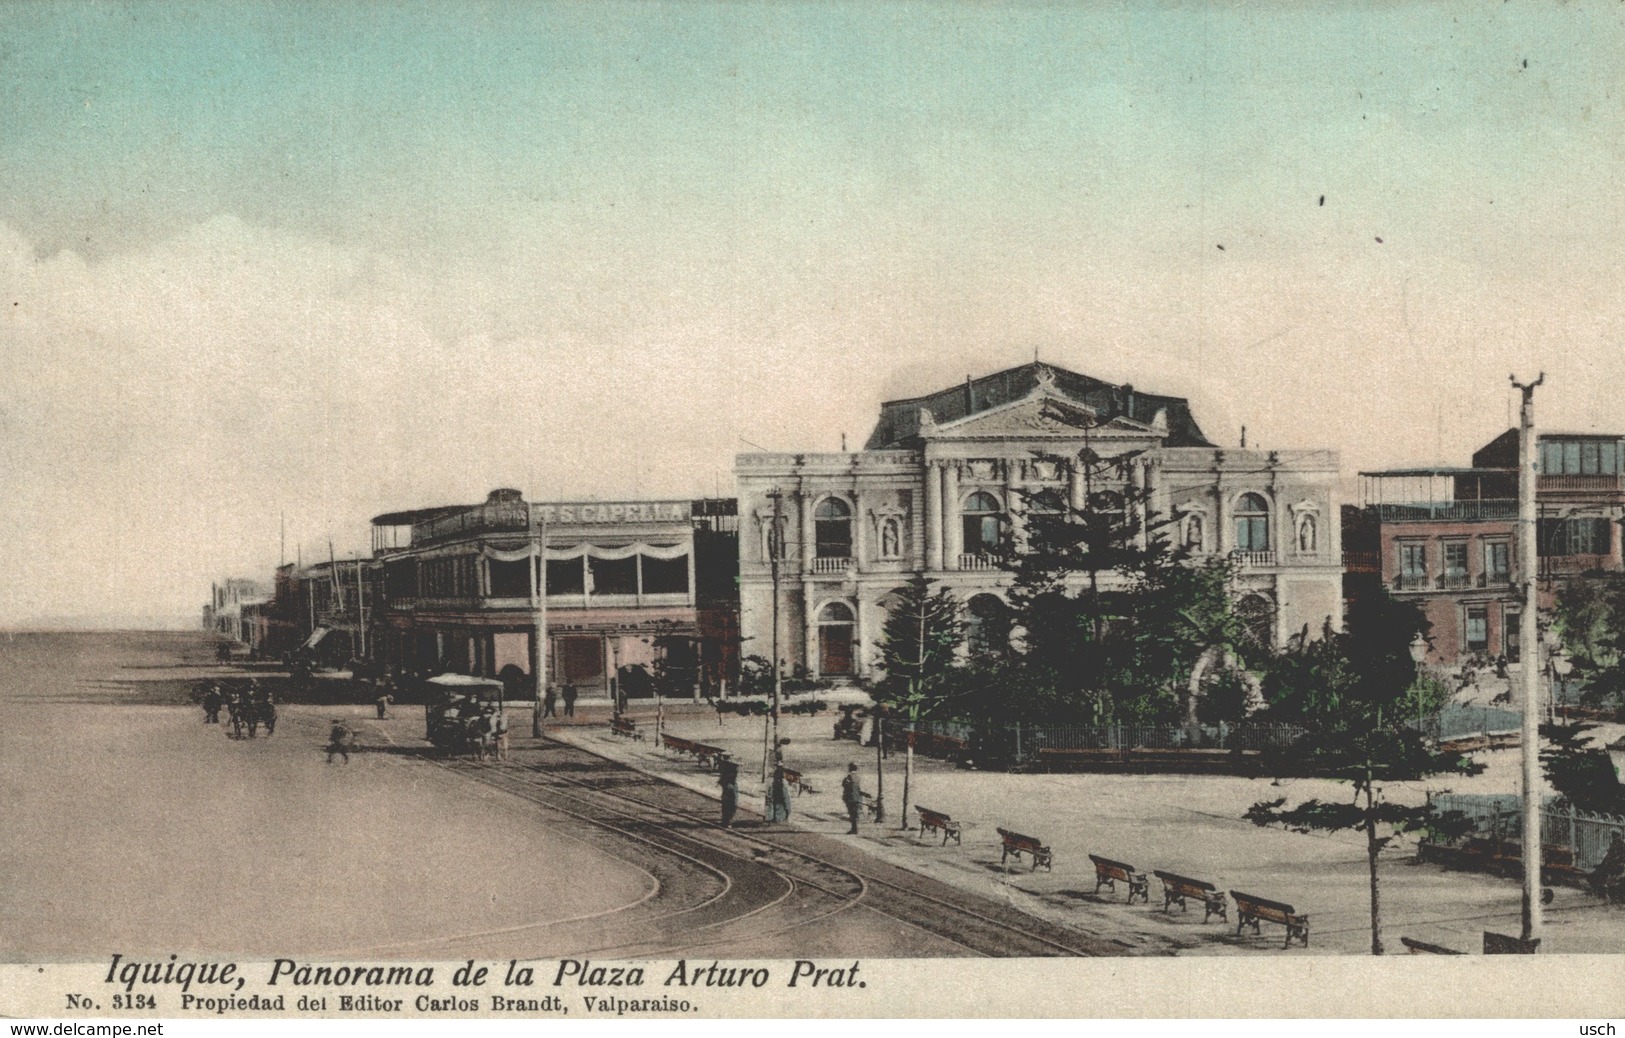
[718,758,739,829]
[562,683,577,718]
[841,762,863,835]
[326,719,352,764]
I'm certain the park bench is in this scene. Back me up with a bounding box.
[692,742,728,770]
[610,717,642,740]
[1089,855,1149,904]
[661,732,697,757]
[1230,890,1309,948]
[1152,870,1228,922]
[1400,937,1463,955]
[915,805,962,846]
[996,827,1053,871]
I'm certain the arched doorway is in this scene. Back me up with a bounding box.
[817,601,856,676]
[965,593,1010,657]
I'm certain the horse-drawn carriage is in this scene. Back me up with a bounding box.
[423,674,506,756]
[226,691,277,739]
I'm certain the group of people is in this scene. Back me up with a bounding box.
[715,759,865,834]
[538,683,579,719]
[196,679,276,736]
[431,694,511,761]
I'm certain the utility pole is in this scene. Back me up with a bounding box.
[763,486,784,783]
[529,500,549,738]
[1512,372,1545,947]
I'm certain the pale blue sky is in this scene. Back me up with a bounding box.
[3,2,1624,624]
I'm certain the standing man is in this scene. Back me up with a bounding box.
[376,692,394,719]
[841,762,863,835]
[542,685,558,718]
[562,683,577,718]
[718,757,740,829]
[492,708,511,761]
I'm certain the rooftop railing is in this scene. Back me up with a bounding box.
[1373,500,1517,523]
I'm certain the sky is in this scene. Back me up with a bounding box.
[3,1,1625,627]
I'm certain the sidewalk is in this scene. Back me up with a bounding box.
[539,701,1625,956]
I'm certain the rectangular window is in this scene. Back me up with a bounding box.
[588,555,638,595]
[639,554,689,594]
[1399,543,1427,578]
[1482,541,1510,583]
[487,558,531,598]
[1542,442,1563,475]
[1564,441,1582,474]
[1603,442,1620,475]
[1443,542,1467,575]
[1539,517,1613,557]
[1582,441,1601,475]
[546,558,584,595]
[1465,606,1489,653]
[1504,608,1521,663]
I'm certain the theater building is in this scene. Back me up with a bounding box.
[735,362,1344,681]
[371,490,739,698]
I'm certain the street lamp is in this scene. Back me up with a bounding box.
[1546,643,1572,724]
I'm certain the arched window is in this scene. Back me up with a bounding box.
[1234,493,1270,552]
[814,498,852,559]
[962,491,1003,555]
[816,601,855,676]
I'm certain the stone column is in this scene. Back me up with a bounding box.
[854,592,868,679]
[803,581,819,678]
[925,461,943,571]
[852,490,867,570]
[1132,458,1149,550]
[943,462,961,569]
[799,489,815,576]
[1069,460,1085,511]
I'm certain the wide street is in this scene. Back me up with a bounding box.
[0,631,1118,962]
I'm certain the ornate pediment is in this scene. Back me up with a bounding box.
[930,394,1155,440]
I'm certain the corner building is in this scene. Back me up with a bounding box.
[735,363,1343,681]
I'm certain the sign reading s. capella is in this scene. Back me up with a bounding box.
[534,502,692,525]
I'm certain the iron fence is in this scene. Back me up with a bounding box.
[887,718,1306,761]
[1415,703,1524,742]
[1427,792,1625,872]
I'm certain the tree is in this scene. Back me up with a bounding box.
[874,576,965,823]
[1246,590,1482,955]
[993,441,1247,726]
[1554,572,1625,708]
[1541,720,1625,815]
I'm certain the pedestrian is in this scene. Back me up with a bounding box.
[203,683,222,724]
[766,765,792,823]
[841,762,863,835]
[542,685,558,718]
[718,758,740,828]
[376,693,394,719]
[326,719,352,764]
[492,708,510,761]
[562,683,577,718]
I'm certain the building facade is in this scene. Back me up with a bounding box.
[1350,430,1625,668]
[735,363,1344,681]
[372,489,738,698]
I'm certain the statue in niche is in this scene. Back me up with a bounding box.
[1184,513,1205,551]
[1297,514,1317,553]
[880,518,901,559]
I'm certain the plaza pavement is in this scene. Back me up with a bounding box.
[544,696,1625,956]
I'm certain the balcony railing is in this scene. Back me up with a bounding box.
[1539,474,1625,493]
[1539,554,1616,577]
[1394,574,1430,591]
[1343,551,1380,574]
[413,501,531,544]
[1438,573,1473,590]
[811,556,852,574]
[1478,572,1512,588]
[1374,500,1517,523]
[1230,550,1277,568]
[958,553,998,571]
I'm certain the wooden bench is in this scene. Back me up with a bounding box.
[661,732,697,757]
[996,827,1053,871]
[1089,855,1149,904]
[1230,890,1309,948]
[692,743,727,770]
[915,805,962,845]
[1400,937,1463,955]
[1152,870,1228,922]
[609,717,642,740]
